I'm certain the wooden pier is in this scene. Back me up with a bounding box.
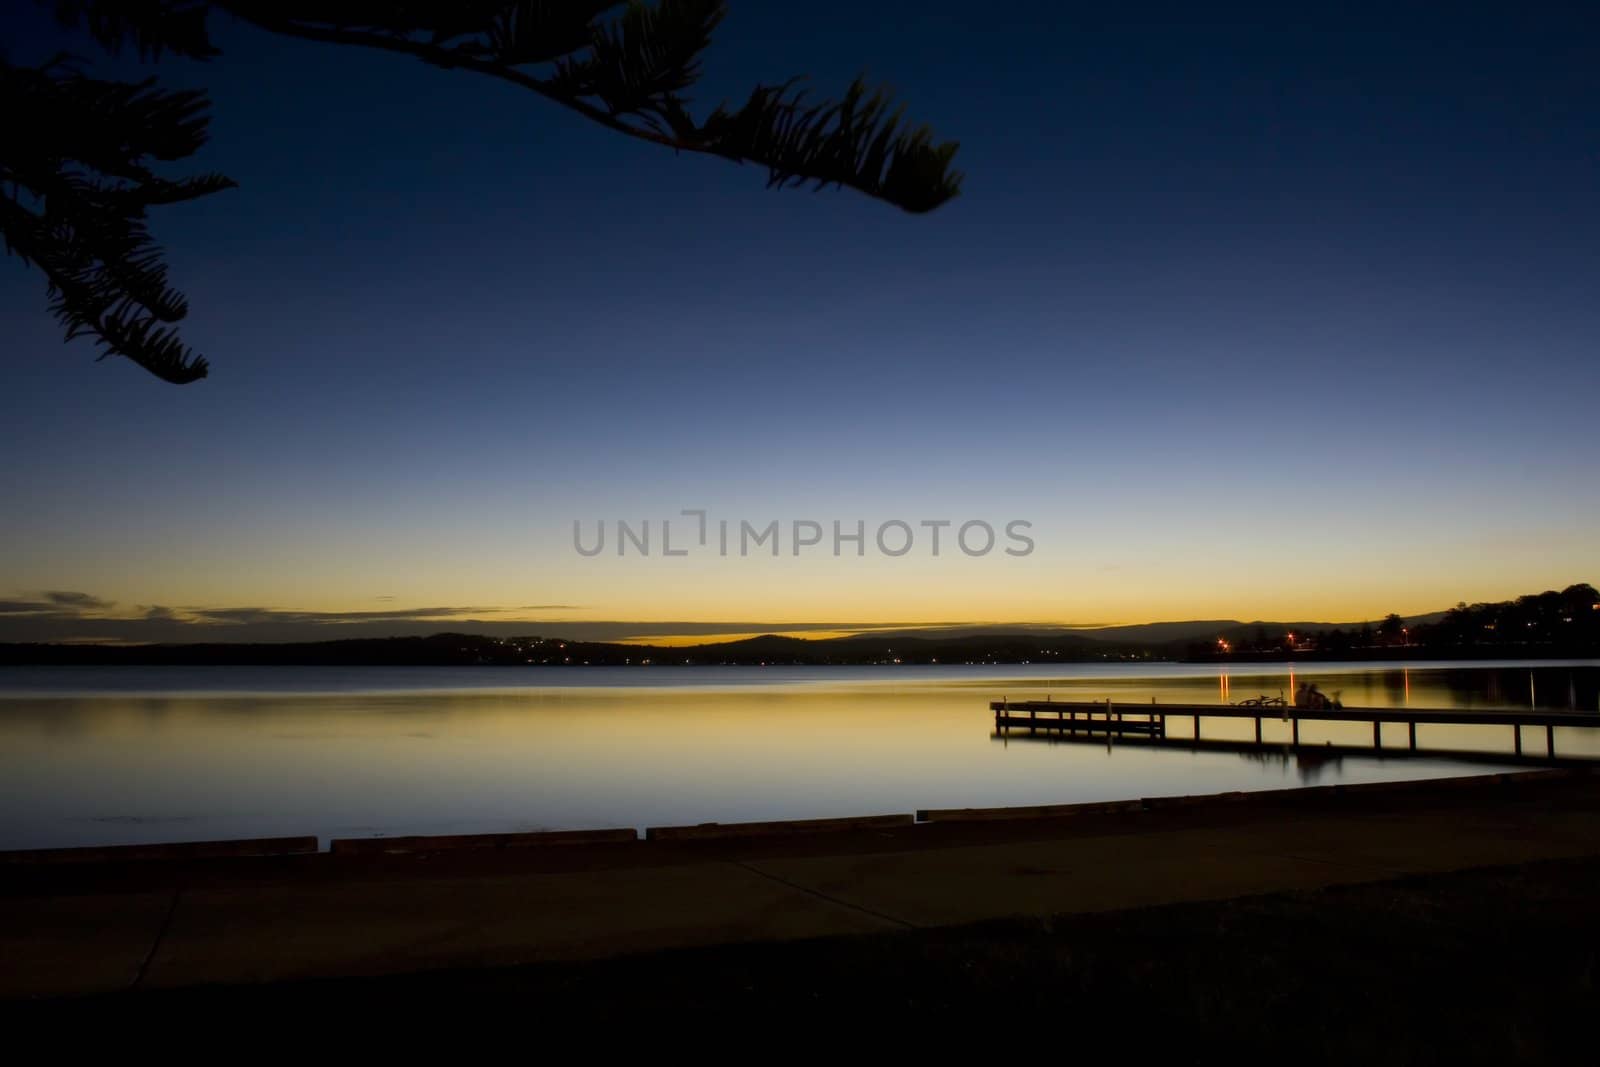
[990,698,1600,761]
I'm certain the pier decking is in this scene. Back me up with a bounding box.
[991,698,1600,762]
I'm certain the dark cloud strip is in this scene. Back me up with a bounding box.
[0,590,1103,645]
[0,594,976,645]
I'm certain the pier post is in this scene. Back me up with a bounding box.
[1373,720,1381,749]
[1514,725,1522,756]
[1292,718,1300,745]
[1254,717,1262,743]
[1548,724,1555,758]
[1409,722,1417,751]
[1194,714,1200,740]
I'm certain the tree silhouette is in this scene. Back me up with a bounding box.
[3,1,963,384]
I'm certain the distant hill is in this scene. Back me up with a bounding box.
[863,618,1402,647]
[0,629,1140,667]
[0,587,1586,666]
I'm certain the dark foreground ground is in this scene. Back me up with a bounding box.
[11,855,1599,1059]
[7,771,1600,1056]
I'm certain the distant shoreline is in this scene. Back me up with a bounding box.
[1,634,1596,668]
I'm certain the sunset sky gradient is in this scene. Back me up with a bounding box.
[3,2,1596,642]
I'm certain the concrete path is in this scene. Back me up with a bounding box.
[4,771,1599,1000]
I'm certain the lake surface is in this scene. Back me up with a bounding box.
[2,660,1597,851]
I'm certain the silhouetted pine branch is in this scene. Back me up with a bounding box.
[48,0,219,60]
[219,2,963,210]
[1,55,234,383]
[6,1,962,384]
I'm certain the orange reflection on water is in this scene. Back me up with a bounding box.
[0,663,1595,851]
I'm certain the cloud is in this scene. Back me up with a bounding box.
[0,593,534,642]
[44,591,114,610]
[0,591,114,616]
[0,600,978,645]
[184,605,512,626]
[0,592,1040,645]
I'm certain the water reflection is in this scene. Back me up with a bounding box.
[0,661,1594,851]
[1240,745,1346,784]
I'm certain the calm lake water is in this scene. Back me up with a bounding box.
[1,660,1597,851]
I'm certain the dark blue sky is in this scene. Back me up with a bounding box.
[3,1,1597,638]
